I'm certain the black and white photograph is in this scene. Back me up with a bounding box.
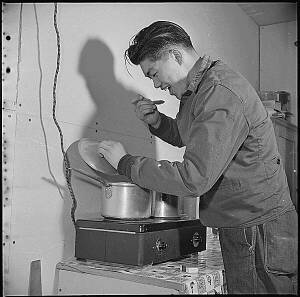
[2,2,298,295]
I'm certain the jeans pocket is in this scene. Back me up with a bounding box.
[263,211,298,275]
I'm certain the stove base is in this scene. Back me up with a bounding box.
[75,219,206,266]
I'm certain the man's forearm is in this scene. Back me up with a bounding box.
[150,116,161,129]
[148,113,184,148]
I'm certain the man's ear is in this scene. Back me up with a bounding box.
[171,49,183,65]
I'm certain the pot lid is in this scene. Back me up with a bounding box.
[77,138,130,183]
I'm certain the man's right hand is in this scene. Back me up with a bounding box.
[131,95,161,128]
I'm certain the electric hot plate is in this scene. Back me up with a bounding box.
[75,217,206,266]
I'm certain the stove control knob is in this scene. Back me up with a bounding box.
[192,232,201,247]
[155,238,167,251]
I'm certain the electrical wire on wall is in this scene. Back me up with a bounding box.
[52,2,77,229]
[33,3,65,201]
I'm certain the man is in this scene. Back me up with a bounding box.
[98,21,297,294]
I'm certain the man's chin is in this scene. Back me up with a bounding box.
[173,93,181,100]
[169,89,180,100]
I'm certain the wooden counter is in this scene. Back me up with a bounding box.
[55,228,226,294]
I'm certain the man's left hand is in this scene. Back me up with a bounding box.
[98,140,127,169]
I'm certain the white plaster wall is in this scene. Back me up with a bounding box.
[260,21,297,126]
[2,3,258,295]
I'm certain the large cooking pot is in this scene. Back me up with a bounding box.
[75,138,153,219]
[71,168,153,219]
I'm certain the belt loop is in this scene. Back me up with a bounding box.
[249,226,257,253]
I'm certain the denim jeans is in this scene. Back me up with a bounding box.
[218,209,298,294]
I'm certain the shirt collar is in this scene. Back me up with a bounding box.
[181,54,213,100]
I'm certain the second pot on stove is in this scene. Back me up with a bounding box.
[152,192,181,218]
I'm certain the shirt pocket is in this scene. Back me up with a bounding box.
[263,154,281,183]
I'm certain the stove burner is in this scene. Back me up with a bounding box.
[102,216,152,222]
[101,215,188,224]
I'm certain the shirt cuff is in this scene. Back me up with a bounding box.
[117,154,136,179]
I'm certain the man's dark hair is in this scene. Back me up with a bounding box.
[124,21,194,67]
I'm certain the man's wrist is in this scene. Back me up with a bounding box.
[151,115,161,129]
[117,154,135,178]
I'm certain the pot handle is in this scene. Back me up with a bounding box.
[70,167,110,187]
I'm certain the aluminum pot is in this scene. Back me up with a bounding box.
[71,168,152,219]
[152,191,181,218]
[101,181,152,219]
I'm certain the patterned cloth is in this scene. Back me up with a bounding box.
[57,228,227,294]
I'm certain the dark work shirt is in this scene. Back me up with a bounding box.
[118,56,294,227]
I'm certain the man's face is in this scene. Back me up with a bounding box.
[140,51,188,99]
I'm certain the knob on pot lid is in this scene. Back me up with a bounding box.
[77,138,130,183]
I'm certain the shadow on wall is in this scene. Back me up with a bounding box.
[60,39,157,260]
[78,38,152,143]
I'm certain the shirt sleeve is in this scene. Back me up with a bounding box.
[148,113,185,148]
[118,83,249,197]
